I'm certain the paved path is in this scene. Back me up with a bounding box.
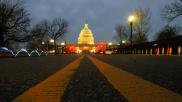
[88,56,182,102]
[0,55,182,102]
[93,55,182,95]
[61,57,127,102]
[14,56,83,102]
[0,55,79,102]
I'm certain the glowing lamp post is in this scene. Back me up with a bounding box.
[128,15,135,54]
[122,40,126,44]
[108,42,113,46]
[61,42,66,54]
[61,42,65,46]
[50,39,54,43]
[49,39,55,54]
[42,41,45,45]
[41,41,45,51]
[128,15,135,46]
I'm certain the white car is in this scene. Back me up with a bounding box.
[104,49,113,55]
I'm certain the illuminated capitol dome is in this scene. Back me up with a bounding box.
[78,23,95,45]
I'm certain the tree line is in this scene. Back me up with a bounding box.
[1,0,181,51]
[115,0,182,45]
[0,0,68,53]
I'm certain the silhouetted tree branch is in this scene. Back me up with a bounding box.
[132,8,151,44]
[49,18,68,54]
[0,0,30,47]
[114,24,127,44]
[161,0,182,22]
[156,25,180,40]
[27,20,50,50]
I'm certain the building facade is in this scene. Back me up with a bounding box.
[78,23,94,45]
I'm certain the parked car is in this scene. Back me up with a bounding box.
[104,48,113,55]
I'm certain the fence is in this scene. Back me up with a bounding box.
[118,35,182,55]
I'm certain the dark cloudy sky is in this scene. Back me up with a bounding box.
[25,0,180,44]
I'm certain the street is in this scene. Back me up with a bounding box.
[0,55,182,102]
[0,55,79,102]
[94,55,182,95]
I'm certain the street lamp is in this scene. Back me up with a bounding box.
[61,42,65,46]
[49,39,54,43]
[122,40,126,44]
[128,15,135,46]
[128,15,135,54]
[108,42,113,46]
[60,42,66,54]
[41,41,45,51]
[42,41,45,45]
[49,39,55,54]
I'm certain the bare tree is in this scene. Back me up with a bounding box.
[0,0,30,47]
[114,24,128,44]
[27,20,49,50]
[48,18,68,54]
[161,0,182,22]
[132,8,151,44]
[156,25,180,40]
[27,18,68,52]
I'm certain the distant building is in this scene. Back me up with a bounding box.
[64,23,117,54]
[78,23,94,45]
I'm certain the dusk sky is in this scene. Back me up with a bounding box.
[25,0,180,44]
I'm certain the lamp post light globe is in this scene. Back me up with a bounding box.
[122,40,126,44]
[128,15,135,23]
[61,42,65,46]
[49,39,55,54]
[50,39,54,43]
[108,42,113,46]
[42,41,45,45]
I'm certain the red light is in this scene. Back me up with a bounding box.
[67,45,75,52]
[98,42,106,51]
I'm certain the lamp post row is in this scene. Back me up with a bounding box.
[41,39,66,54]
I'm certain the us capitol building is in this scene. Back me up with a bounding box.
[78,23,95,45]
[76,23,96,53]
[59,23,116,53]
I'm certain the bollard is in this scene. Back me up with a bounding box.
[146,49,148,55]
[167,47,170,55]
[162,48,165,55]
[142,50,144,55]
[150,49,153,55]
[156,48,160,56]
[178,46,181,55]
[167,47,172,56]
[170,47,172,55]
[138,50,140,54]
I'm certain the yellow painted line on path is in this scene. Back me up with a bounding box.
[13,56,83,102]
[88,56,182,102]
